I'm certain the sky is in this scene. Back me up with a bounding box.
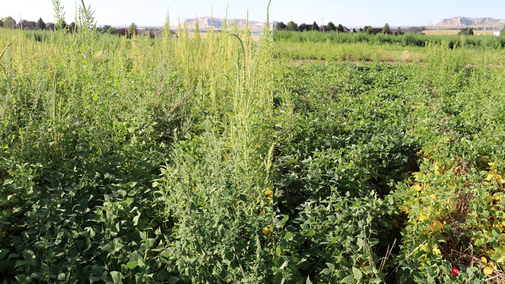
[2,0,505,27]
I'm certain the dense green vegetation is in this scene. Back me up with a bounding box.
[2,3,505,283]
[271,41,505,283]
[1,3,275,281]
[274,30,505,49]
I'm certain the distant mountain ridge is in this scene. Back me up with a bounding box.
[430,17,505,29]
[169,17,270,33]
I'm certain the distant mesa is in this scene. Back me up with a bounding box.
[429,17,505,29]
[169,17,271,33]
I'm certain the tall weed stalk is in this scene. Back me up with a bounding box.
[158,3,275,281]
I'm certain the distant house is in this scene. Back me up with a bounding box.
[45,22,55,31]
[20,20,36,30]
[494,28,503,36]
[389,28,404,35]
[154,29,177,38]
[405,27,424,35]
[389,27,423,35]
[371,28,386,35]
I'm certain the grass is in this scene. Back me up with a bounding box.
[274,37,505,66]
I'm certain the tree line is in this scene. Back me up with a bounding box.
[276,21,350,33]
[0,16,152,38]
[276,21,429,35]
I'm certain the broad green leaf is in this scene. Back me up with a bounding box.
[110,271,123,283]
[101,242,115,253]
[340,275,354,284]
[0,250,8,259]
[127,261,138,269]
[352,267,363,281]
[168,276,179,284]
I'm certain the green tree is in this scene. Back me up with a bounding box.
[36,18,46,30]
[68,22,78,33]
[108,27,117,35]
[101,25,111,34]
[457,27,473,36]
[382,23,390,32]
[337,24,344,33]
[2,17,16,29]
[500,25,505,35]
[310,21,319,31]
[326,22,336,32]
[366,26,373,34]
[128,22,137,38]
[276,21,287,31]
[286,21,297,31]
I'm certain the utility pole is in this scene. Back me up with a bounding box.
[322,18,324,32]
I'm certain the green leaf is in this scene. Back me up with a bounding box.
[127,261,138,269]
[15,260,26,268]
[110,271,123,283]
[168,276,179,284]
[352,267,363,281]
[492,246,505,263]
[340,275,354,284]
[15,275,27,283]
[306,276,313,284]
[101,242,115,253]
[284,232,294,240]
[0,249,8,259]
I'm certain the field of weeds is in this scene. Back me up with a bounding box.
[1,2,505,283]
